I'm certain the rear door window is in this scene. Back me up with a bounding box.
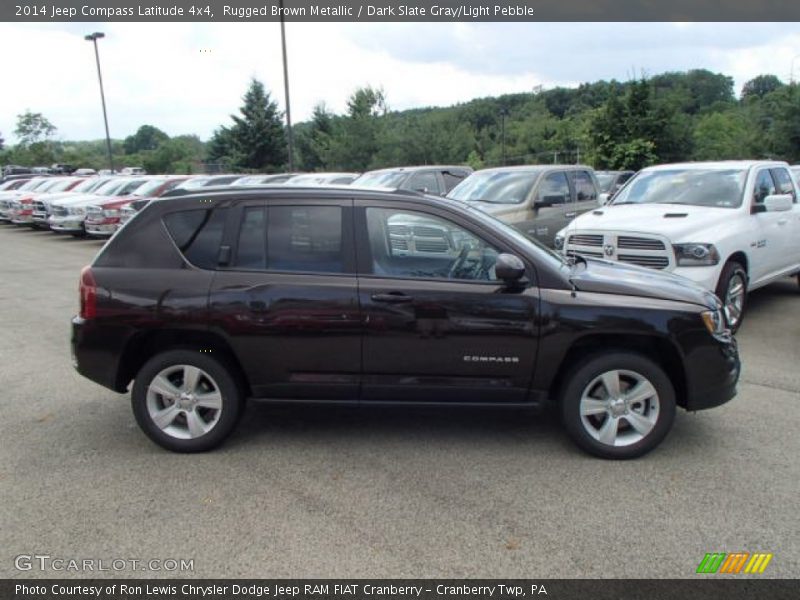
[267,206,343,273]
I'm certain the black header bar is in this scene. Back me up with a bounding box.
[3,0,800,22]
[3,579,798,600]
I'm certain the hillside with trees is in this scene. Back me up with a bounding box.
[2,69,798,174]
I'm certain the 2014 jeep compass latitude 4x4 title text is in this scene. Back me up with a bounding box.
[72,186,740,459]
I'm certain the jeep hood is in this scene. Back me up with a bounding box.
[565,203,738,241]
[569,257,719,309]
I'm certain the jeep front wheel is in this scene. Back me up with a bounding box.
[561,352,676,459]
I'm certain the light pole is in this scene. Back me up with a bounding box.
[499,108,509,166]
[85,32,114,172]
[791,54,800,84]
[279,0,295,171]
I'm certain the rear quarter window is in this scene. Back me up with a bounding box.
[163,208,228,269]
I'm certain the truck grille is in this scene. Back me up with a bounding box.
[388,223,452,255]
[567,234,603,247]
[51,205,68,217]
[617,254,670,269]
[564,232,672,271]
[617,236,666,251]
[85,206,103,219]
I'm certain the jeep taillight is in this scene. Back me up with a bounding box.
[79,266,97,319]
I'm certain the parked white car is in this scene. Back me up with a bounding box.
[556,161,800,330]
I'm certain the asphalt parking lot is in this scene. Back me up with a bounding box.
[1,223,798,579]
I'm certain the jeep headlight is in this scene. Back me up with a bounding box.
[673,243,720,266]
[701,309,730,342]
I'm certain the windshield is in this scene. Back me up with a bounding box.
[447,170,540,204]
[595,173,615,192]
[38,178,70,192]
[46,178,82,192]
[114,178,149,195]
[464,204,568,270]
[95,178,133,196]
[131,178,169,197]
[353,171,407,188]
[611,168,747,208]
[72,178,108,193]
[0,180,25,190]
[176,177,210,190]
[18,179,51,191]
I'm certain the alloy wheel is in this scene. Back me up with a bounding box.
[146,365,223,440]
[579,369,660,447]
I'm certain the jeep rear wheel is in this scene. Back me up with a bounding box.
[132,350,243,452]
[561,352,676,459]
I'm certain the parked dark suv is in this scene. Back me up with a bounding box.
[72,187,739,458]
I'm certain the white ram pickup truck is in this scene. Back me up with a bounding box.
[556,161,800,331]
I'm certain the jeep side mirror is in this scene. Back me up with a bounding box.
[763,194,793,212]
[495,253,526,283]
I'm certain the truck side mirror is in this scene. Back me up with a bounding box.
[763,194,793,212]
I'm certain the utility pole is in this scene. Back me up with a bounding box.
[279,0,295,170]
[499,108,509,166]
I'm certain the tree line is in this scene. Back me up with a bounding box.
[1,70,798,174]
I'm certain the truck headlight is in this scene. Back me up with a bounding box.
[701,309,731,342]
[673,243,720,266]
[554,233,565,250]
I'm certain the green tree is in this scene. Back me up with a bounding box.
[295,103,334,171]
[589,78,690,169]
[228,78,287,170]
[0,131,4,151]
[144,135,205,174]
[14,111,56,145]
[206,125,236,168]
[123,125,169,154]
[328,86,387,170]
[692,111,752,160]
[742,75,784,100]
[13,111,57,165]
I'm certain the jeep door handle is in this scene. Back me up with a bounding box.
[371,293,413,303]
[565,212,577,218]
[778,218,788,225]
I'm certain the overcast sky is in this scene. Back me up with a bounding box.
[1,22,799,144]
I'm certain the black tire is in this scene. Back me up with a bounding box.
[714,261,747,333]
[132,350,243,452]
[560,351,676,459]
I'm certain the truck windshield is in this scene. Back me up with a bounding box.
[611,168,747,209]
[447,170,539,204]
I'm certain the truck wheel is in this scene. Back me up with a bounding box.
[561,352,676,459]
[715,261,747,333]
[132,350,243,452]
